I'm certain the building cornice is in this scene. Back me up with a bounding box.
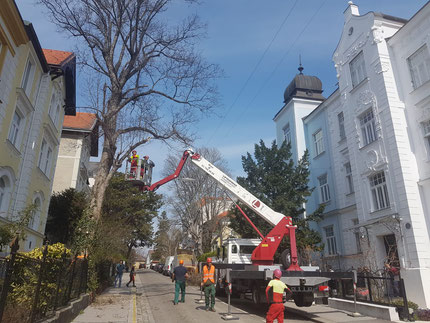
[0,0,28,47]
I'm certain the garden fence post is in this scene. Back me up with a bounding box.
[30,243,49,323]
[67,255,77,302]
[53,248,68,310]
[366,274,373,302]
[0,237,20,322]
[399,278,410,321]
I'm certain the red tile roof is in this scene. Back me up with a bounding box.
[42,49,74,66]
[63,112,97,131]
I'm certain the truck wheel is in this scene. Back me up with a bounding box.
[280,249,291,269]
[252,284,261,304]
[293,292,314,307]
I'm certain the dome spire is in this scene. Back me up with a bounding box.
[298,54,304,74]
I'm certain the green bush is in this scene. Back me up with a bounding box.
[8,243,71,311]
[197,251,217,262]
[390,298,419,310]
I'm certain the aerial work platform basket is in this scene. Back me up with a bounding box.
[124,158,155,187]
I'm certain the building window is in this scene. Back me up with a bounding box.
[422,119,430,155]
[313,129,324,156]
[324,226,337,255]
[338,112,345,140]
[8,110,23,148]
[0,175,12,217]
[318,174,330,203]
[48,92,61,126]
[370,171,390,211]
[283,123,291,145]
[352,219,361,253]
[359,109,377,146]
[38,139,53,176]
[29,197,41,231]
[350,51,367,87]
[0,177,6,212]
[408,45,430,89]
[345,162,354,194]
[21,58,35,95]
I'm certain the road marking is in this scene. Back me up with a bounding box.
[132,292,137,323]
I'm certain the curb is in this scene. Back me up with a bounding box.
[42,294,91,323]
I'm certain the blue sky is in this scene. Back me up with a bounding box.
[16,0,427,191]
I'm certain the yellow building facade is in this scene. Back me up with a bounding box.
[0,0,76,251]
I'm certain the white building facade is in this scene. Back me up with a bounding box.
[274,2,430,308]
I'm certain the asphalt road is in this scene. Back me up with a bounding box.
[138,269,309,323]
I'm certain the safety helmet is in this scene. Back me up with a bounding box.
[274,269,282,279]
[179,260,184,265]
[206,257,212,263]
[144,155,149,159]
[132,150,137,154]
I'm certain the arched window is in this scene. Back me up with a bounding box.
[0,173,12,218]
[29,197,42,231]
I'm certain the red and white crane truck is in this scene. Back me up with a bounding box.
[127,148,352,307]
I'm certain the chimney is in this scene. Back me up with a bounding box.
[344,1,359,22]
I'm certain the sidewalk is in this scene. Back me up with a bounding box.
[285,302,427,323]
[72,270,154,323]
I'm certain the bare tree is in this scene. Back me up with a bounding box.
[39,0,220,219]
[164,147,231,256]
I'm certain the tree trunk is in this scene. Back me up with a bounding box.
[126,244,133,263]
[91,141,117,220]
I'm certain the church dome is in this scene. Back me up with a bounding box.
[283,69,325,104]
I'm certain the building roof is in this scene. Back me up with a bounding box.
[63,112,97,131]
[42,49,75,66]
[373,12,408,24]
[283,73,325,104]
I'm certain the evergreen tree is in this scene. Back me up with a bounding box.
[46,188,89,246]
[228,140,324,262]
[102,172,162,260]
[152,212,171,262]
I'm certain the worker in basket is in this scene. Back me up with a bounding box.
[265,269,292,323]
[128,150,139,179]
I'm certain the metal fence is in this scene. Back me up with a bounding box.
[0,240,88,323]
[329,272,412,320]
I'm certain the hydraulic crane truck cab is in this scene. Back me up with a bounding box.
[223,238,261,264]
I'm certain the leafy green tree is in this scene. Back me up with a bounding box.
[45,188,89,246]
[228,140,324,262]
[102,172,162,260]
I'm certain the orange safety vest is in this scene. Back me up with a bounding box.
[203,265,215,284]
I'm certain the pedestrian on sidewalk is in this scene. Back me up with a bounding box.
[201,257,216,312]
[126,265,136,287]
[265,269,292,323]
[172,260,188,304]
[114,260,125,287]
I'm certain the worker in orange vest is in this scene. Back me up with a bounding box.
[201,257,216,312]
[129,150,139,178]
[265,269,292,323]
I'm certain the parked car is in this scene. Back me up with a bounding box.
[163,256,174,277]
[157,264,165,273]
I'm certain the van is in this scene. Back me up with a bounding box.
[171,254,196,276]
[163,256,174,277]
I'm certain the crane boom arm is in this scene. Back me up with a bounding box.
[143,149,301,269]
[188,151,285,227]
